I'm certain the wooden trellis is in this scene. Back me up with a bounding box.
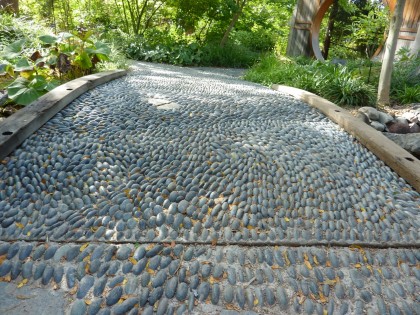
[286,0,420,60]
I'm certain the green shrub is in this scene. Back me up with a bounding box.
[391,55,420,104]
[245,54,376,107]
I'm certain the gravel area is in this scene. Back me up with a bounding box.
[0,62,419,314]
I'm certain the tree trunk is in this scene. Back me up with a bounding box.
[377,0,406,107]
[220,0,247,48]
[322,0,339,60]
[0,0,18,13]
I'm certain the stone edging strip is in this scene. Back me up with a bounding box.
[272,84,420,193]
[0,70,127,160]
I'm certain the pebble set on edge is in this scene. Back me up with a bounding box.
[0,62,419,314]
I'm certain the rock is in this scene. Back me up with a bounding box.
[383,133,420,157]
[409,123,420,133]
[387,120,410,134]
[378,112,394,124]
[402,111,419,124]
[0,92,8,106]
[370,121,385,131]
[359,107,379,121]
[355,112,369,124]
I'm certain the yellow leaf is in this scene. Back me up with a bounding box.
[323,310,328,315]
[211,239,217,247]
[118,298,124,304]
[129,257,137,265]
[313,256,319,265]
[323,279,337,286]
[79,243,89,252]
[377,268,382,274]
[326,260,331,267]
[283,251,290,266]
[147,268,156,276]
[85,300,92,305]
[253,299,259,306]
[271,265,281,270]
[0,254,6,265]
[69,284,78,295]
[122,278,128,286]
[304,260,313,270]
[303,253,309,261]
[17,279,28,288]
[26,232,31,236]
[366,265,373,272]
[83,255,91,262]
[15,222,24,229]
[354,263,362,268]
[1,275,12,282]
[285,217,290,222]
[319,291,327,304]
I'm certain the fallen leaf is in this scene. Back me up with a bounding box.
[17,279,28,288]
[129,257,137,265]
[26,232,31,236]
[15,222,24,229]
[79,243,89,252]
[284,217,290,222]
[313,256,319,265]
[171,241,176,248]
[271,265,281,270]
[211,239,217,247]
[85,299,92,305]
[325,260,331,267]
[319,291,328,304]
[322,279,337,286]
[304,253,309,261]
[69,284,78,295]
[254,299,259,306]
[0,254,6,265]
[354,263,362,268]
[304,260,313,270]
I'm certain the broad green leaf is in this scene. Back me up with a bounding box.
[46,55,57,66]
[1,39,25,59]
[57,32,74,41]
[29,75,48,90]
[7,77,43,106]
[39,35,58,44]
[86,42,111,57]
[0,63,14,76]
[45,80,60,91]
[14,58,33,72]
[74,51,92,70]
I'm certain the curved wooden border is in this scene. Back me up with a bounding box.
[0,70,127,160]
[272,84,420,192]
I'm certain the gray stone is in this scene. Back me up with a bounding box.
[383,133,420,157]
[359,107,379,121]
[370,121,385,131]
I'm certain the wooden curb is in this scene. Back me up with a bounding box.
[272,84,420,193]
[0,70,127,160]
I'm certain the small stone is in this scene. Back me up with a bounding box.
[77,275,95,299]
[176,282,188,301]
[224,285,234,303]
[106,286,123,306]
[113,297,138,315]
[156,298,169,315]
[116,246,132,260]
[212,284,220,305]
[149,287,164,305]
[165,277,178,298]
[70,300,87,315]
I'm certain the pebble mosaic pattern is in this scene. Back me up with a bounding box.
[0,62,419,314]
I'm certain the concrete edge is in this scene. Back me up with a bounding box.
[272,84,420,193]
[0,70,127,160]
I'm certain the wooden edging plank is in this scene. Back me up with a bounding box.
[272,84,420,192]
[0,70,127,160]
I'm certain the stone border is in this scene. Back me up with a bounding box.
[272,84,420,193]
[0,70,127,160]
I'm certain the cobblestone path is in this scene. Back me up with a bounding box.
[0,62,419,314]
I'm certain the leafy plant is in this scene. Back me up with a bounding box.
[0,31,111,105]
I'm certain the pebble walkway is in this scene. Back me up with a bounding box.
[0,62,419,314]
